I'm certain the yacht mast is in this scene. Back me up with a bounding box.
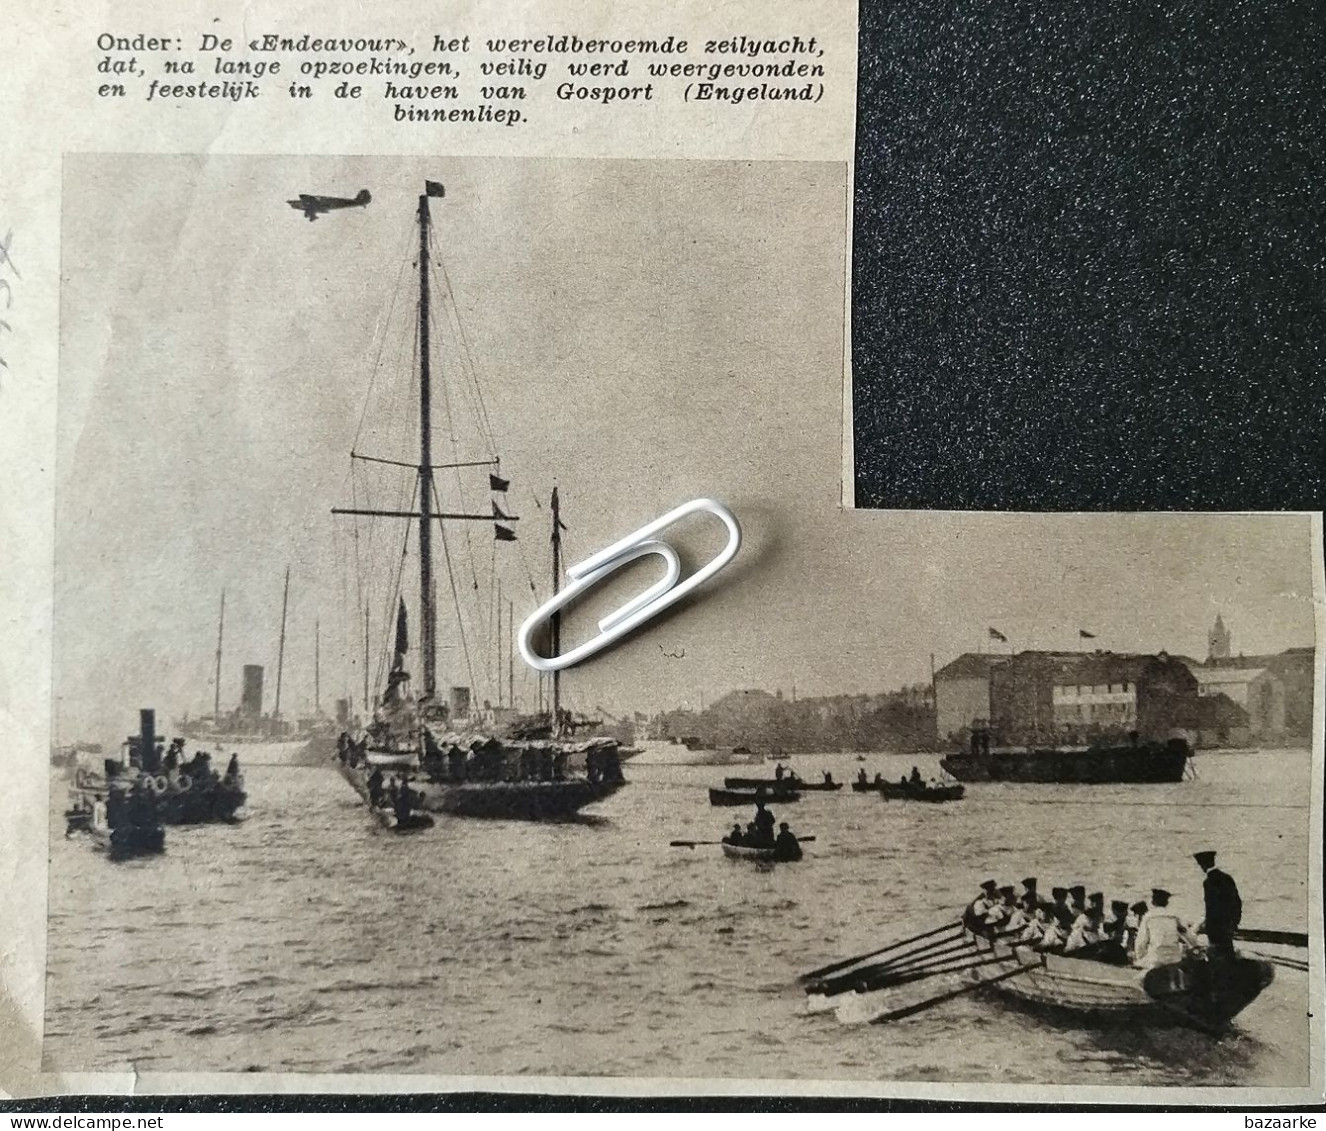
[274,566,290,720]
[330,183,518,710]
[551,486,562,718]
[417,190,438,700]
[214,589,226,717]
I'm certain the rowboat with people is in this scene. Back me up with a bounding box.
[671,829,812,862]
[879,781,964,803]
[723,776,842,792]
[798,888,1291,1032]
[958,926,1275,1031]
[721,840,803,862]
[708,786,800,806]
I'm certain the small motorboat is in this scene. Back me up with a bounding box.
[708,787,801,807]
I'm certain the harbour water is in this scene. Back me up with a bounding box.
[44,748,1313,1085]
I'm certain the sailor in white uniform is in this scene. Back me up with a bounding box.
[994,885,1028,932]
[1132,887,1191,969]
[1019,904,1052,945]
[965,879,999,931]
[1065,892,1105,953]
[1124,900,1148,954]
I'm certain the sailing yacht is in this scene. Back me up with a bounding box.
[331,181,627,821]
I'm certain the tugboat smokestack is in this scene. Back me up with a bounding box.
[140,708,158,774]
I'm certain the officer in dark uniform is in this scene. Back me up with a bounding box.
[1194,850,1242,956]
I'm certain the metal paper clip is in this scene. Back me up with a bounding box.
[517,498,742,673]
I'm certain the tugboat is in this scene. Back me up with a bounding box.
[67,709,246,842]
[328,181,626,821]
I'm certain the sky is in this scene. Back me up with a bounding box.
[54,154,1318,744]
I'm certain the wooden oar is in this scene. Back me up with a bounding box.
[862,944,990,990]
[864,925,1029,987]
[669,837,817,848]
[834,953,1027,1024]
[1244,949,1308,973]
[799,920,961,984]
[1235,928,1308,948]
[866,958,1044,1025]
[806,931,966,996]
[860,946,1022,993]
[810,935,976,998]
[878,935,978,972]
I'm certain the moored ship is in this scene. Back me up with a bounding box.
[176,582,344,766]
[940,731,1191,784]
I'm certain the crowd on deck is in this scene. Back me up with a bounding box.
[963,851,1242,969]
[337,731,625,785]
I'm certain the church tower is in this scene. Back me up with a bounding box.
[1207,614,1231,661]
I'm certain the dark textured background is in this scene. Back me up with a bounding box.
[853,0,1324,510]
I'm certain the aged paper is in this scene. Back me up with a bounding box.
[5,0,1324,1109]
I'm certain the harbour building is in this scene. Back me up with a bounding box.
[935,650,1202,747]
[935,629,1315,749]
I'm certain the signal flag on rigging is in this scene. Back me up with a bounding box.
[494,525,517,542]
[426,180,446,198]
[490,473,510,492]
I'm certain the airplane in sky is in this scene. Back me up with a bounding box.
[287,189,371,221]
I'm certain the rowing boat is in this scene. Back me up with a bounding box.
[962,928,1274,1031]
[708,787,801,806]
[723,777,841,792]
[850,780,885,792]
[721,841,803,862]
[879,782,964,803]
[388,812,435,833]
